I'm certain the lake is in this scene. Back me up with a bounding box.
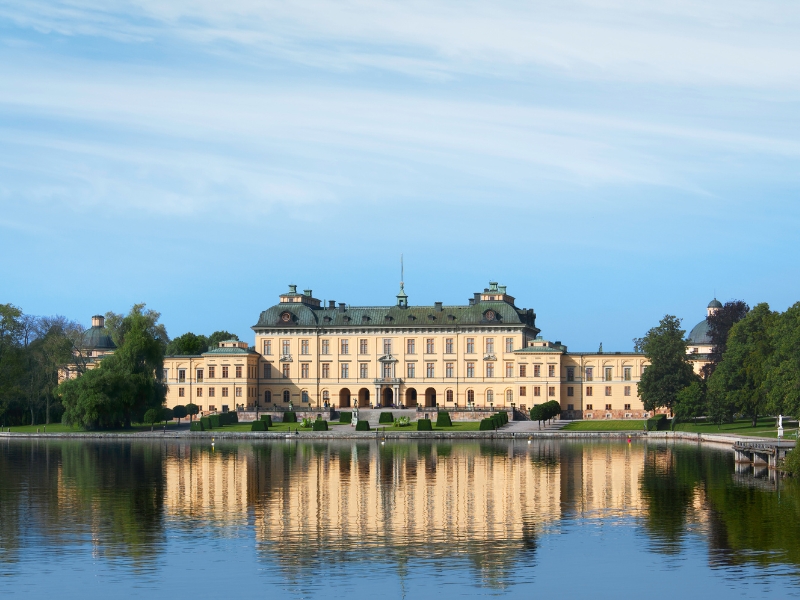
[1,437,798,599]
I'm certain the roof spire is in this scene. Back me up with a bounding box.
[396,253,408,307]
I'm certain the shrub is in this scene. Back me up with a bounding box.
[783,446,800,475]
[301,417,313,428]
[259,415,273,426]
[251,420,268,432]
[394,416,410,427]
[479,418,496,431]
[185,403,200,420]
[312,419,329,432]
[162,407,174,423]
[355,420,371,431]
[173,405,188,423]
[283,411,298,423]
[228,411,239,424]
[647,414,667,431]
[339,411,352,423]
[379,412,394,424]
[436,412,452,427]
[190,421,204,432]
[143,408,161,427]
[209,414,222,428]
[200,416,211,430]
[218,412,229,426]
[417,418,433,431]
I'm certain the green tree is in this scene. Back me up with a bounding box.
[673,380,706,424]
[637,315,698,414]
[165,332,208,356]
[0,304,25,425]
[143,408,161,430]
[765,302,800,418]
[161,407,173,424]
[172,404,187,423]
[702,300,749,379]
[707,303,776,427]
[207,330,239,349]
[185,403,199,421]
[530,404,544,429]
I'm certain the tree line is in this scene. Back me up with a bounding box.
[638,300,800,427]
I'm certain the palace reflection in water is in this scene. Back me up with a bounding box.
[1,438,800,595]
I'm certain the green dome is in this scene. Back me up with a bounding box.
[687,320,711,345]
[81,326,117,351]
[708,298,722,309]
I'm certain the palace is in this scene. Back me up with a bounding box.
[161,282,674,419]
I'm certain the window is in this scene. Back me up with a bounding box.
[235,365,242,378]
[264,390,271,404]
[624,403,631,410]
[208,366,215,378]
[196,369,203,382]
[360,339,368,354]
[197,388,203,397]
[534,387,541,397]
[446,363,454,378]
[445,338,454,354]
[519,365,527,377]
[604,367,613,381]
[407,363,415,378]
[341,340,349,355]
[209,387,215,397]
[487,390,494,403]
[641,364,646,375]
[178,369,186,383]
[382,363,392,378]
[322,363,330,378]
[235,387,242,397]
[548,386,555,397]
[426,338,435,354]
[321,340,329,355]
[162,369,168,381]
[222,366,229,378]
[360,363,368,378]
[426,363,435,377]
[179,387,185,397]
[264,340,272,355]
[519,386,527,397]
[623,367,632,381]
[586,404,593,410]
[605,404,612,411]
[282,340,291,356]
[301,364,309,378]
[567,404,574,411]
[548,365,555,378]
[587,386,593,396]
[534,365,541,377]
[222,387,229,397]
[264,364,272,378]
[466,338,475,353]
[506,390,513,403]
[446,390,454,402]
[282,364,290,378]
[283,390,290,403]
[341,363,349,378]
[322,390,329,404]
[486,338,494,354]
[567,387,574,397]
[605,386,612,396]
[467,363,475,378]
[585,367,593,381]
[506,337,514,353]
[301,340,309,355]
[506,363,513,377]
[407,339,415,354]
[467,390,475,404]
[624,386,631,396]
[383,339,392,355]
[486,363,494,378]
[302,391,309,403]
[567,367,575,382]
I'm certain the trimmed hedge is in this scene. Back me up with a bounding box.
[491,415,502,429]
[436,412,453,427]
[210,414,222,428]
[497,411,508,425]
[283,411,298,423]
[379,412,394,424]
[339,411,352,423]
[228,411,239,424]
[312,419,329,432]
[219,412,229,426]
[200,416,212,430]
[479,418,496,431]
[355,420,371,431]
[647,414,669,431]
[190,421,204,432]
[259,415,273,426]
[251,420,268,431]
[417,418,433,431]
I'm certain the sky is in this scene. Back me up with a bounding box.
[1,0,799,351]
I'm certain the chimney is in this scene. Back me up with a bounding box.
[474,293,481,303]
[338,303,346,313]
[468,298,475,306]
[303,289,312,297]
[329,300,336,309]
[288,284,297,294]
[498,285,507,294]
[435,302,443,312]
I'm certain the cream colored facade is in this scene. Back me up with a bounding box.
[164,283,659,419]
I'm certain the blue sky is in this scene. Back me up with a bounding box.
[1,1,799,350]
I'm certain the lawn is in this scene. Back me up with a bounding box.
[377,421,482,432]
[562,420,647,431]
[672,417,795,438]
[3,422,186,434]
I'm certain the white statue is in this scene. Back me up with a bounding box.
[778,414,784,439]
[351,406,359,426]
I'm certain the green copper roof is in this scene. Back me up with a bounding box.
[708,298,722,309]
[203,347,258,355]
[81,326,117,350]
[513,346,564,353]
[687,319,712,345]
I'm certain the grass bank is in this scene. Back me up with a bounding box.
[562,420,646,431]
[2,422,186,434]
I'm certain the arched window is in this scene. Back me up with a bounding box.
[302,391,309,403]
[283,390,290,403]
[323,390,329,402]
[467,389,475,404]
[446,389,453,402]
[486,390,494,404]
[506,389,513,403]
[265,390,271,403]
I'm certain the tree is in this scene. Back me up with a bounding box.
[207,331,239,349]
[143,408,161,431]
[707,303,775,427]
[702,300,749,379]
[161,407,173,425]
[637,315,698,414]
[673,381,706,424]
[530,404,545,429]
[0,304,25,425]
[764,302,800,418]
[185,403,199,421]
[172,404,187,423]
[165,333,208,356]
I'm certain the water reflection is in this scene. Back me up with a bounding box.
[1,438,800,594]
